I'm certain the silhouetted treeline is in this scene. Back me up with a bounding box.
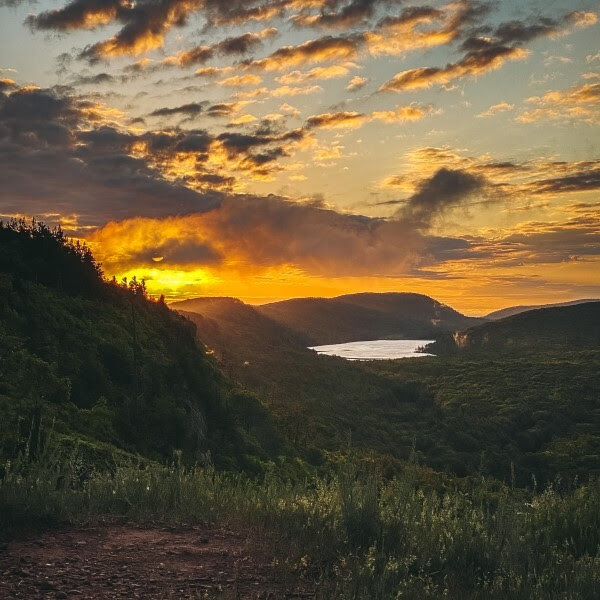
[0,220,288,472]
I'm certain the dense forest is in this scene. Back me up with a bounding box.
[1,220,598,598]
[0,220,288,472]
[175,296,600,486]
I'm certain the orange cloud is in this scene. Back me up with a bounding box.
[380,46,529,92]
[270,84,323,97]
[306,111,368,129]
[276,64,352,84]
[346,75,367,91]
[476,102,514,118]
[306,105,432,130]
[245,35,363,71]
[219,74,263,87]
[518,82,600,124]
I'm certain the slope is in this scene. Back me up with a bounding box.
[485,298,599,320]
[0,221,286,471]
[454,302,600,352]
[173,295,599,485]
[257,292,482,345]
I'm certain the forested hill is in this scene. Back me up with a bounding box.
[256,292,482,345]
[485,298,599,320]
[453,302,600,352]
[0,221,286,471]
[171,297,309,355]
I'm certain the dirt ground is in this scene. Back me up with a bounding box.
[0,524,315,599]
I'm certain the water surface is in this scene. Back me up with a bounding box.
[309,339,435,361]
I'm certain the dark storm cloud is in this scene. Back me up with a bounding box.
[0,83,318,225]
[396,168,488,229]
[0,85,220,225]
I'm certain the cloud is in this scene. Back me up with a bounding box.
[379,46,529,92]
[378,147,600,215]
[0,83,316,223]
[0,78,17,92]
[270,84,323,97]
[0,85,223,226]
[476,101,514,118]
[378,8,590,93]
[517,81,600,124]
[306,104,432,129]
[200,0,289,27]
[148,102,205,118]
[365,1,490,58]
[30,0,204,61]
[87,195,424,278]
[346,75,367,91]
[218,74,263,87]
[276,64,352,84]
[244,34,364,71]
[156,28,278,69]
[69,73,116,86]
[306,111,368,129]
[524,166,600,195]
[291,0,403,30]
[565,11,598,28]
[205,102,242,118]
[395,168,488,229]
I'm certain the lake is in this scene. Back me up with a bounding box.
[309,339,435,361]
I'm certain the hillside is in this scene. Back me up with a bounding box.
[173,296,599,485]
[0,221,286,471]
[485,298,599,320]
[171,297,309,359]
[256,292,482,345]
[172,296,399,456]
[453,302,600,352]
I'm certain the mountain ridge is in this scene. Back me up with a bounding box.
[484,298,599,320]
[255,292,482,345]
[453,301,600,352]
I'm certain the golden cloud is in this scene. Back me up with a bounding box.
[518,81,600,124]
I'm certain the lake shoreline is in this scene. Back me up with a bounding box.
[309,339,435,361]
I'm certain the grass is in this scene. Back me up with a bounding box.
[1,452,599,599]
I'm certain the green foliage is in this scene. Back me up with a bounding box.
[178,294,599,487]
[1,456,598,599]
[0,220,290,471]
[447,301,600,353]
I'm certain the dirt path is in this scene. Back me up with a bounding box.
[0,525,315,599]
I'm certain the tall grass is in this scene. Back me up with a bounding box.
[1,454,598,599]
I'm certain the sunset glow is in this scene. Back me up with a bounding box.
[1,0,598,313]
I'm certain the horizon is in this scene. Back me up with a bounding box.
[1,0,599,312]
[168,291,600,317]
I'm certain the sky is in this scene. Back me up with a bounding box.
[0,0,598,314]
